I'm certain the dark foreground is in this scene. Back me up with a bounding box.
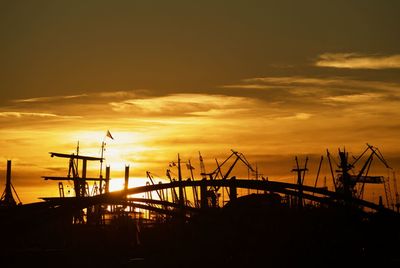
[1,194,399,268]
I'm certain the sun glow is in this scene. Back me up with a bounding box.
[107,177,155,192]
[107,177,169,201]
[1,86,399,204]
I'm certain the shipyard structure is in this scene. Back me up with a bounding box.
[0,144,399,267]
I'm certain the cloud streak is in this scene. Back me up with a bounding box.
[109,94,256,116]
[315,53,400,69]
[0,111,82,119]
[322,93,383,104]
[232,76,400,91]
[13,94,88,103]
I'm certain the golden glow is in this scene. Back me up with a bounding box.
[0,85,399,204]
[108,177,151,192]
[1,2,399,208]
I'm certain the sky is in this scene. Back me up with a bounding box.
[1,0,400,203]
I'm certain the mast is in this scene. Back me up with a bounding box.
[291,156,308,209]
[0,160,19,206]
[99,141,105,193]
[177,154,184,209]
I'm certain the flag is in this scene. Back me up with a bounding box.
[106,130,114,140]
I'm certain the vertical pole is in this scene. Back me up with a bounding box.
[99,141,105,194]
[82,159,87,179]
[5,160,12,195]
[326,150,337,191]
[82,159,87,197]
[200,178,208,209]
[188,160,194,180]
[76,141,79,174]
[255,164,258,194]
[124,165,129,191]
[314,156,324,191]
[178,154,184,209]
[105,166,110,193]
[339,149,352,202]
[2,160,16,206]
[229,176,237,202]
[99,141,105,179]
[296,157,303,209]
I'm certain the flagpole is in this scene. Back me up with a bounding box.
[99,139,105,193]
[100,130,113,194]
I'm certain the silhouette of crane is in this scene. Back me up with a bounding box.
[326,144,391,206]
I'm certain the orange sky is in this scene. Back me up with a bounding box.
[1,1,400,204]
[1,85,399,203]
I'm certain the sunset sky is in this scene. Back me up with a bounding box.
[1,1,400,203]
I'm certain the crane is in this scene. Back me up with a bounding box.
[327,144,393,208]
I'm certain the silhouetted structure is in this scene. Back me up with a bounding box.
[0,160,21,206]
[0,145,399,267]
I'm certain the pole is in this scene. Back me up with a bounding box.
[99,141,105,193]
[313,156,324,196]
[105,166,110,193]
[76,141,79,173]
[124,165,130,191]
[99,141,105,178]
[178,154,184,209]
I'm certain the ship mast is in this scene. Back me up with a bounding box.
[99,141,105,193]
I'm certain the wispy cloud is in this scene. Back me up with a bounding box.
[96,90,147,98]
[110,94,256,116]
[323,93,383,103]
[220,84,284,90]
[315,53,400,69]
[13,94,88,103]
[222,77,342,90]
[221,76,400,98]
[243,76,341,86]
[11,90,145,105]
[278,113,313,120]
[0,111,82,119]
[218,76,400,136]
[188,108,249,117]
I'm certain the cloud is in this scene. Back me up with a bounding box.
[218,76,400,146]
[323,93,383,103]
[109,94,256,116]
[2,85,400,163]
[315,53,400,69]
[0,111,82,119]
[221,76,400,102]
[188,108,249,117]
[278,113,313,120]
[11,91,146,106]
[96,90,148,98]
[13,94,88,103]
[1,82,400,205]
[243,76,341,86]
[1,90,151,125]
[220,84,285,90]
[240,76,400,91]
